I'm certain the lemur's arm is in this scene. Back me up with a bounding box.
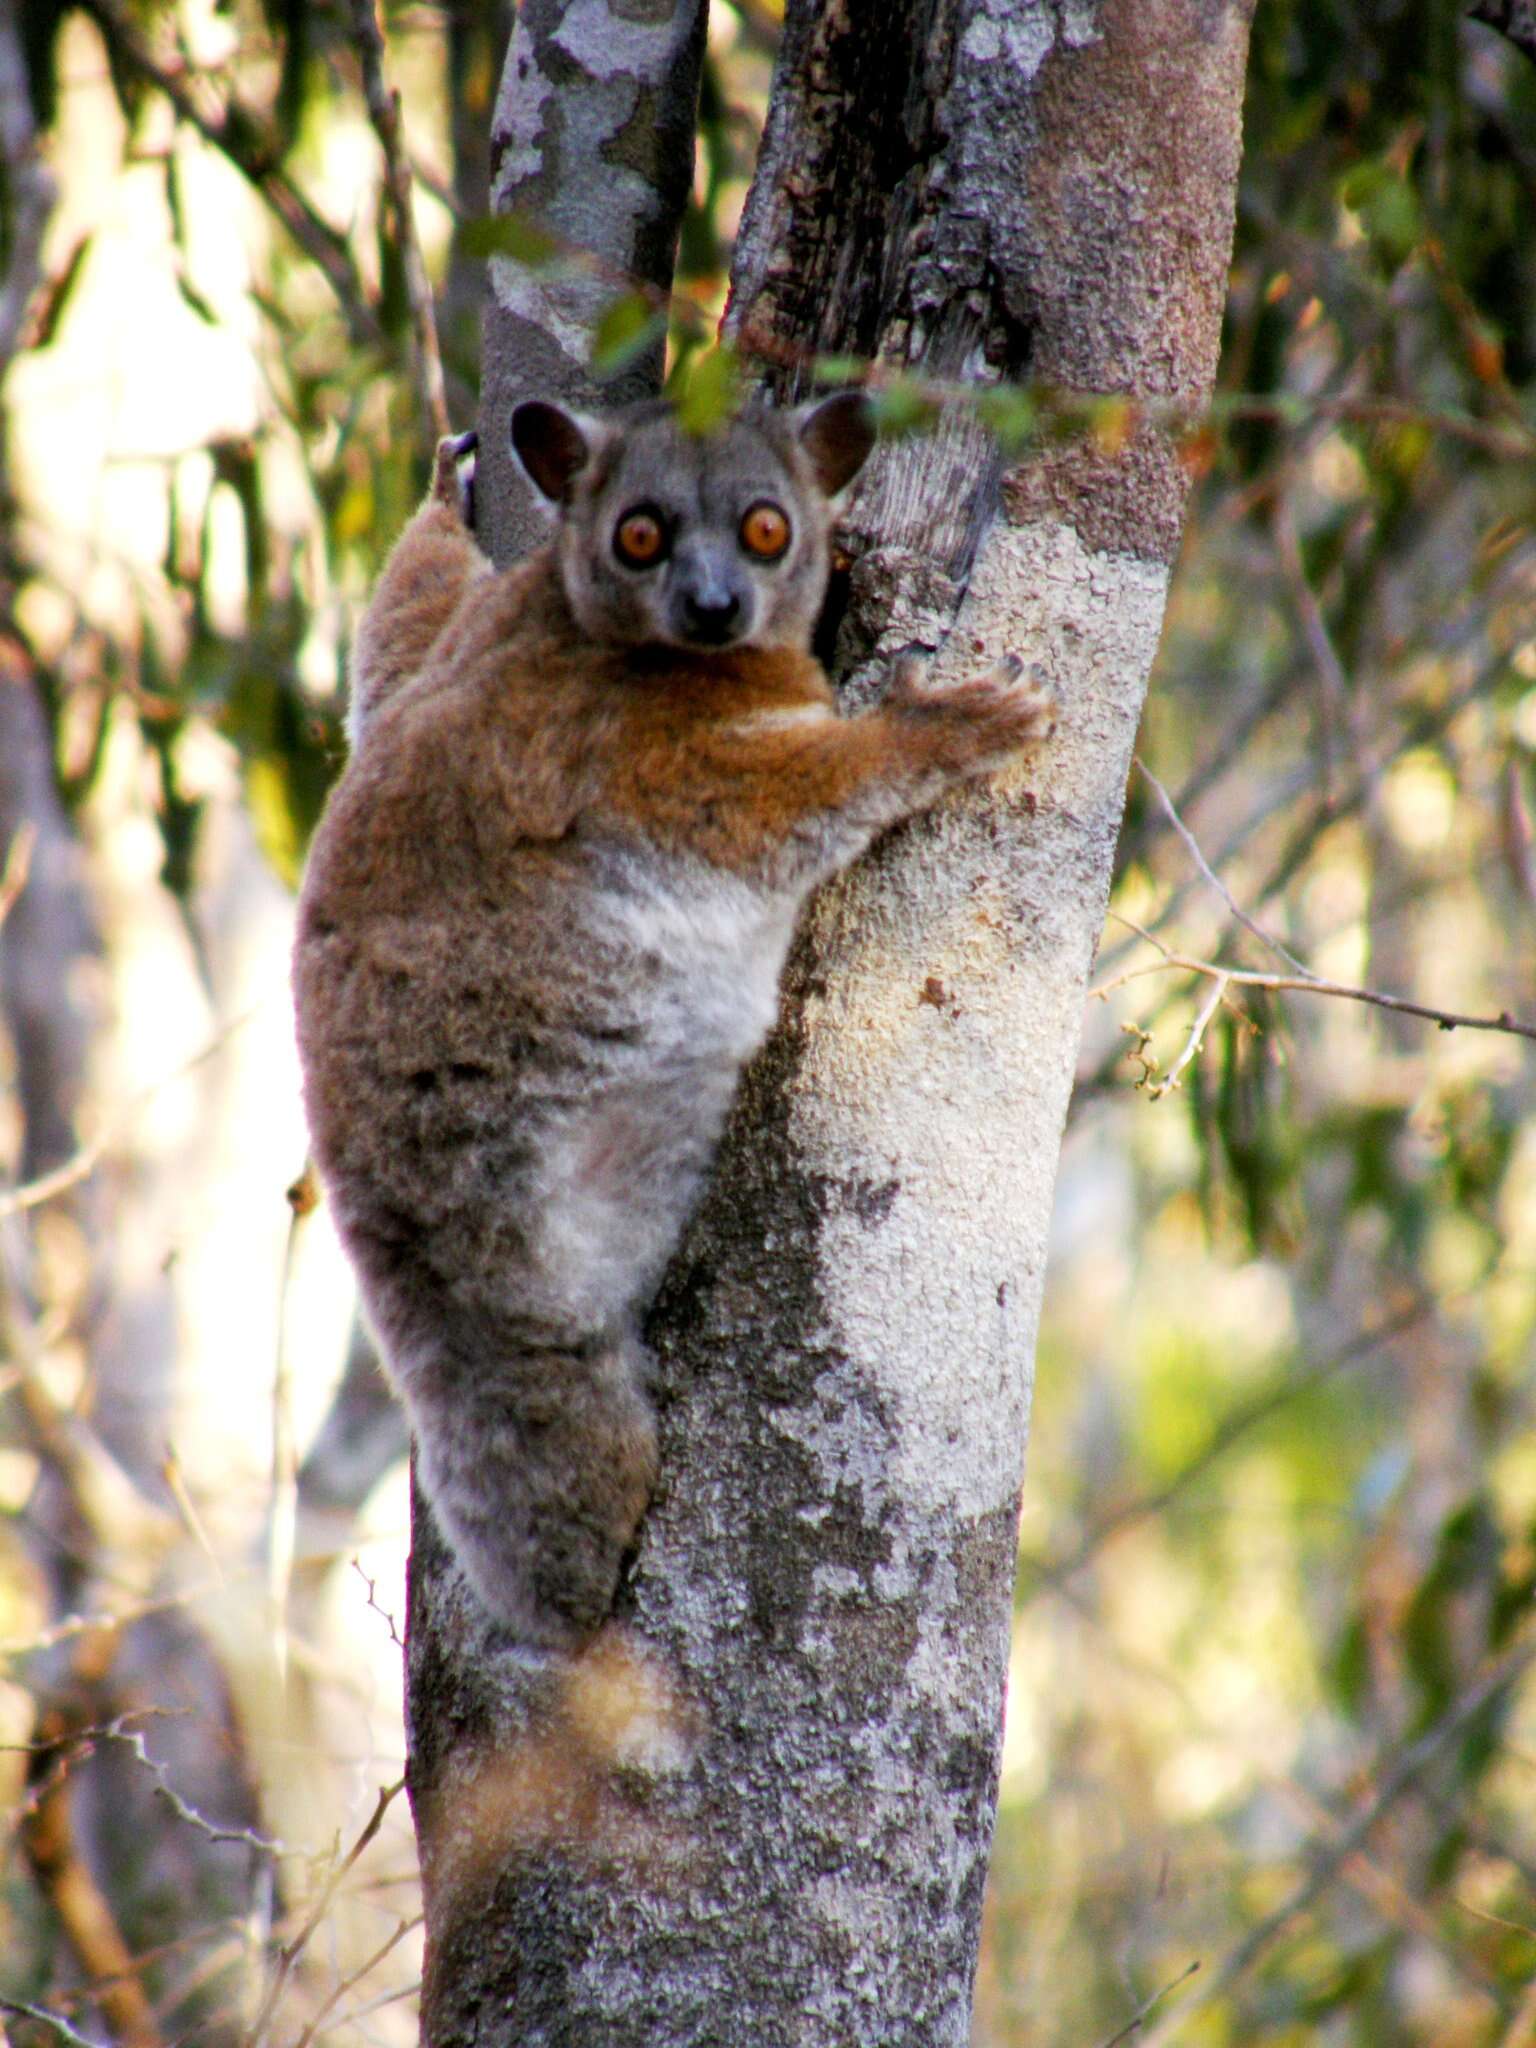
[347,432,489,746]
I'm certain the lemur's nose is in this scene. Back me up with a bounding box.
[682,589,742,643]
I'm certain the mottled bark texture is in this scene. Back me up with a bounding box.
[475,0,709,566]
[406,4,1251,2043]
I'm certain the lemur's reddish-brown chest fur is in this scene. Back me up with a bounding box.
[293,395,1055,1649]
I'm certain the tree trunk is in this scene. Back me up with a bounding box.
[405,4,1252,2042]
[475,0,709,565]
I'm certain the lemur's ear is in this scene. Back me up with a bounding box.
[794,390,877,501]
[511,401,607,505]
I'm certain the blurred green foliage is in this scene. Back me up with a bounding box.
[996,6,1536,2043]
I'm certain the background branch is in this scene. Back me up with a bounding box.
[1097,914,1536,1046]
[346,0,451,445]
[79,0,382,349]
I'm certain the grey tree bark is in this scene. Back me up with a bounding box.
[405,3,1253,2042]
[475,0,710,565]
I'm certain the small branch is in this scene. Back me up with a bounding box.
[78,0,383,350]
[1095,915,1536,1045]
[1151,972,1230,1098]
[289,1912,423,2048]
[315,1976,424,2033]
[1094,1960,1202,2048]
[20,1739,167,2048]
[353,1561,405,1649]
[0,1587,215,1658]
[0,2000,108,2048]
[1136,760,1312,977]
[160,1445,224,1582]
[347,0,450,444]
[100,1716,289,1860]
[1099,597,1527,1013]
[246,1777,407,2047]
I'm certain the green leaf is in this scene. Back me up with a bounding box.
[459,212,561,267]
[811,354,867,388]
[675,344,741,436]
[870,378,937,439]
[592,292,667,377]
[1339,159,1421,273]
[973,383,1038,454]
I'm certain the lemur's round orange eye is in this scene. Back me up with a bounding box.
[614,508,666,568]
[739,501,791,560]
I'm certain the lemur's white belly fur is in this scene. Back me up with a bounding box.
[526,847,800,1329]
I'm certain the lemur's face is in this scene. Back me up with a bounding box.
[511,394,875,655]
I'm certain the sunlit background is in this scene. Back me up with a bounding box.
[4,2,1536,2043]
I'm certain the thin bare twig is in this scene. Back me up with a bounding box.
[1101,542,1533,995]
[1135,760,1312,977]
[160,1445,224,1582]
[317,1975,425,2032]
[0,1588,217,1658]
[0,1999,105,2048]
[1094,1961,1202,2048]
[20,1734,166,2048]
[347,0,450,444]
[1095,914,1536,1046]
[289,1912,423,2048]
[354,1561,405,1649]
[1161,979,1232,1097]
[99,1717,288,1860]
[1083,621,1532,1108]
[246,1776,407,2047]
